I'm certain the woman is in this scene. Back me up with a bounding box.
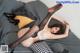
[18,16,70,53]
[18,16,70,47]
[4,1,69,53]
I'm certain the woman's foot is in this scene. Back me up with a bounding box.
[48,3,63,13]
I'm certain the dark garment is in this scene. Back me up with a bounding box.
[30,41,53,53]
[0,0,80,53]
[0,0,67,53]
[12,0,48,25]
[0,0,48,44]
[0,0,53,53]
[13,42,67,53]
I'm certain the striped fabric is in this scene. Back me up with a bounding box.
[30,41,53,53]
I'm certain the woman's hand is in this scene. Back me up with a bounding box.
[17,27,39,47]
[37,21,70,40]
[63,21,70,30]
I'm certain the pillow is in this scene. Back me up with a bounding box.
[15,15,34,29]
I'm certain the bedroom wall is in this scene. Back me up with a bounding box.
[17,0,80,39]
[41,0,80,39]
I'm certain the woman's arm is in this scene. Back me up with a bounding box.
[52,16,66,24]
[37,21,70,40]
[44,17,52,28]
[17,26,39,47]
[50,22,70,39]
[44,16,66,29]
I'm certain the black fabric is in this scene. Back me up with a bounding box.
[30,41,53,53]
[11,1,48,26]
[0,0,51,53]
[0,0,80,53]
[0,1,67,53]
[24,1,48,24]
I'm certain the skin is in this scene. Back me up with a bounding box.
[17,16,70,47]
[50,27,60,34]
[48,8,54,13]
[18,22,69,47]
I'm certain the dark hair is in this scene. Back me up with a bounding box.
[48,23,66,35]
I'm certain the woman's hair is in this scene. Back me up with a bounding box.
[48,23,66,35]
[48,18,66,35]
